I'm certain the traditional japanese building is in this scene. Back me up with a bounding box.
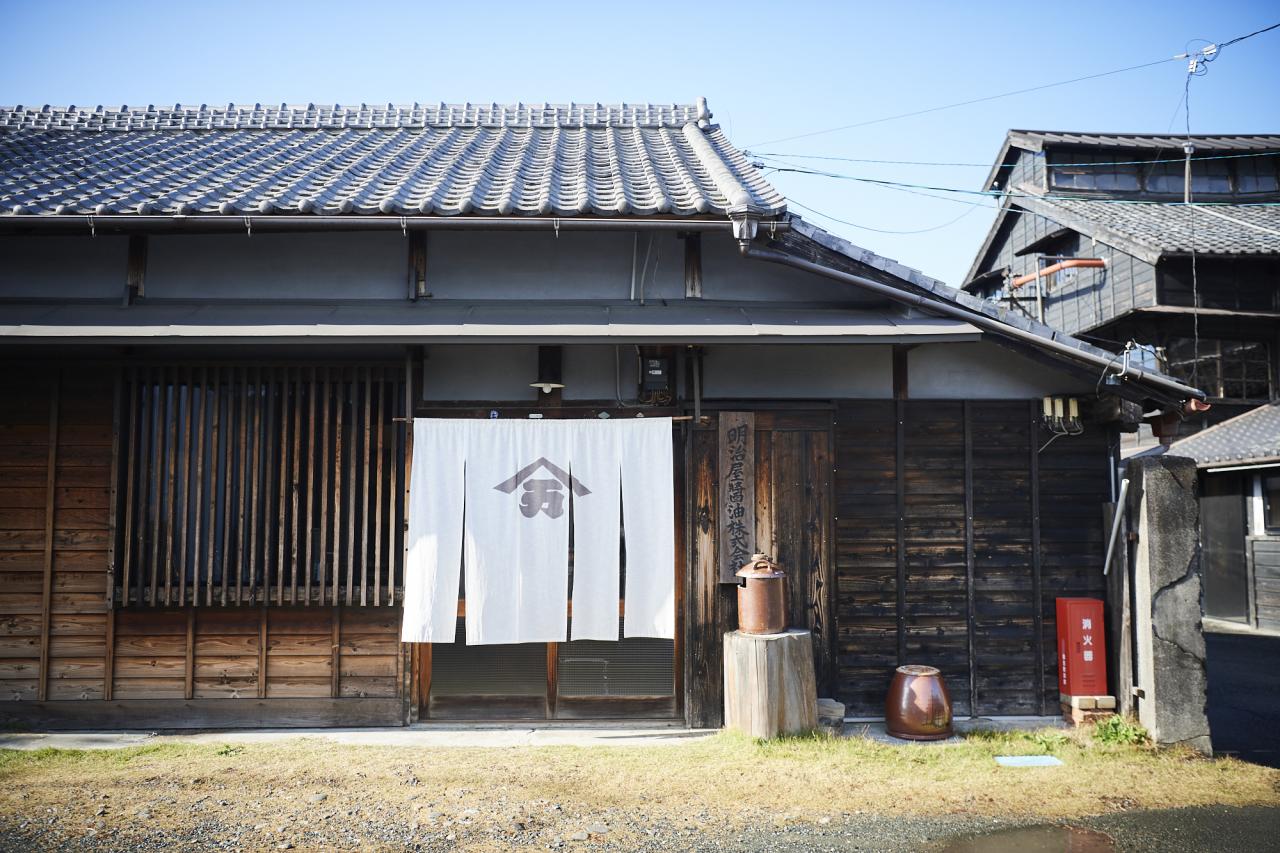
[0,102,1203,728]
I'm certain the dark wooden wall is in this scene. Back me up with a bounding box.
[834,400,1113,717]
[686,411,834,728]
[0,363,406,728]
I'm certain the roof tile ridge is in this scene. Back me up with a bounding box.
[680,122,754,213]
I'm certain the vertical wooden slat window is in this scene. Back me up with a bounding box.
[115,363,406,607]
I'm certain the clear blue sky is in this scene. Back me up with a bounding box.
[3,0,1277,284]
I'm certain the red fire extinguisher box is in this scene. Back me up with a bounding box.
[1056,598,1107,696]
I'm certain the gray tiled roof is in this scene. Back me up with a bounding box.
[1014,193,1280,263]
[1009,130,1280,151]
[1169,402,1280,467]
[0,101,785,218]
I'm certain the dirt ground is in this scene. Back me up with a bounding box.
[1,727,1277,851]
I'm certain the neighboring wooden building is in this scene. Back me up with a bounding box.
[962,131,1280,442]
[1170,402,1280,632]
[0,103,1203,728]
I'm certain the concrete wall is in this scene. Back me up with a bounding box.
[1125,455,1212,754]
[0,235,129,299]
[2,230,877,305]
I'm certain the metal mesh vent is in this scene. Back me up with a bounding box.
[558,619,674,697]
[430,621,547,696]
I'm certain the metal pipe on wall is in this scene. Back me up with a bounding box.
[1,215,792,236]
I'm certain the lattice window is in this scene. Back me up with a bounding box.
[116,364,406,606]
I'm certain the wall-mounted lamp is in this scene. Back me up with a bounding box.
[531,345,565,395]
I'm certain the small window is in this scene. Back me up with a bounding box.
[1264,474,1280,534]
[1049,151,1138,192]
[1236,157,1280,194]
[1145,161,1184,195]
[1164,338,1273,402]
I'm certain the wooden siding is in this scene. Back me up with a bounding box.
[834,400,1112,716]
[1253,538,1280,631]
[0,362,405,726]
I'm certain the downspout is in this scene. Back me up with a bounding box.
[740,244,1205,406]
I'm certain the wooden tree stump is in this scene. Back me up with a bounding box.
[723,629,817,738]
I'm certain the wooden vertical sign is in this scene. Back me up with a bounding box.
[718,412,755,583]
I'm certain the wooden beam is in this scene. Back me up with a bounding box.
[107,368,122,612]
[894,399,906,666]
[234,368,248,605]
[330,606,341,699]
[37,371,60,702]
[258,606,268,699]
[304,367,317,606]
[373,373,385,607]
[672,422,686,712]
[277,367,289,606]
[319,368,332,606]
[163,368,178,607]
[121,368,138,607]
[207,367,221,606]
[1029,401,1045,716]
[408,231,427,300]
[178,368,194,606]
[249,367,263,604]
[103,608,115,701]
[892,345,910,400]
[963,401,977,713]
[125,235,147,303]
[192,367,207,608]
[185,608,195,700]
[344,368,356,606]
[360,367,373,606]
[546,643,559,719]
[290,368,302,606]
[683,233,702,299]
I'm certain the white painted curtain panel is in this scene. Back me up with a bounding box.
[400,418,674,644]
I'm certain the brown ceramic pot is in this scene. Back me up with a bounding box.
[884,664,953,740]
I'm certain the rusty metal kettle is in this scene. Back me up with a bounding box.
[736,553,788,634]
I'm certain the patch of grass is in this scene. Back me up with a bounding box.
[0,726,1275,851]
[1093,715,1150,746]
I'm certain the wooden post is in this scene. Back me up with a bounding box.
[121,368,138,607]
[304,367,317,606]
[125,235,147,303]
[963,402,977,713]
[163,368,177,607]
[373,374,385,607]
[257,606,268,699]
[290,368,302,605]
[360,367,372,606]
[408,231,427,300]
[185,608,196,700]
[330,606,341,698]
[107,369,122,616]
[103,608,115,701]
[894,399,906,666]
[1030,401,1046,716]
[546,643,559,719]
[683,233,702,299]
[37,371,60,702]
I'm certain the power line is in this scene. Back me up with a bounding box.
[748,149,1280,170]
[786,196,979,234]
[757,157,1280,207]
[746,21,1279,148]
[747,56,1180,147]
